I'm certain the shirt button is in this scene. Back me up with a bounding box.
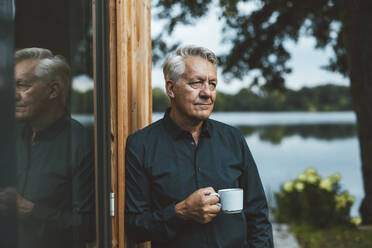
[191,141,195,146]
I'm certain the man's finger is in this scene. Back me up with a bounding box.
[204,204,221,214]
[201,187,216,195]
[204,194,220,205]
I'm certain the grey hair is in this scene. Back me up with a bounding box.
[15,47,71,105]
[162,45,218,83]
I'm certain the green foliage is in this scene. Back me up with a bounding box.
[70,89,94,114]
[290,225,372,248]
[286,84,353,111]
[152,87,170,112]
[152,84,352,112]
[152,0,350,89]
[274,168,355,228]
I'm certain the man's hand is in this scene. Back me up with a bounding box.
[175,187,221,224]
[0,189,14,215]
[0,188,34,218]
[16,191,34,218]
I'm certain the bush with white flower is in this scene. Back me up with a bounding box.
[274,168,355,228]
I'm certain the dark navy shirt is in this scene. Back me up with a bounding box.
[125,110,273,248]
[16,114,95,248]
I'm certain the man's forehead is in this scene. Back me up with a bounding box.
[15,59,38,81]
[182,56,217,78]
[15,59,38,76]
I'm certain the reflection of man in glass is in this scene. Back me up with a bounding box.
[14,48,94,248]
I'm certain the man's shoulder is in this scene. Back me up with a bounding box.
[69,118,91,137]
[69,118,93,150]
[127,119,164,143]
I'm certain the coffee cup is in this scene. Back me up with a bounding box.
[211,188,243,214]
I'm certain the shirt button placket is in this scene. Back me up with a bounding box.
[191,140,200,188]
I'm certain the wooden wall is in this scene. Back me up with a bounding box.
[109,0,152,247]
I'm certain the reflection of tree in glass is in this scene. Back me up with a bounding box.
[239,124,356,145]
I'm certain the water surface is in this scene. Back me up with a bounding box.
[153,111,363,217]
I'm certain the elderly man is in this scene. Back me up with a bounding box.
[12,48,94,248]
[125,45,273,247]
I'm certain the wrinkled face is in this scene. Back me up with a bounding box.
[15,59,51,122]
[169,56,217,121]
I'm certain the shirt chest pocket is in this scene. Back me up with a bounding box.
[201,148,243,190]
[148,155,196,203]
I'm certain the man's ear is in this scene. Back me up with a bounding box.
[48,82,61,100]
[166,80,175,99]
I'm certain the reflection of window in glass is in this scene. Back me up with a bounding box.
[14,1,95,247]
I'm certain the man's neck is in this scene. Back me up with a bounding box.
[169,109,204,144]
[30,108,65,133]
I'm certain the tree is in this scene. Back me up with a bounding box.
[152,87,170,112]
[152,0,372,224]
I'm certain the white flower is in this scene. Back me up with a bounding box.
[305,168,317,176]
[295,182,305,192]
[351,217,362,226]
[307,174,318,184]
[298,173,306,181]
[283,181,294,192]
[330,173,341,184]
[320,178,332,192]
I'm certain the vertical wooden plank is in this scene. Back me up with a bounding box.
[109,0,118,247]
[116,0,128,247]
[112,0,152,247]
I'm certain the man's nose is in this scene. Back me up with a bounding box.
[199,82,212,97]
[15,89,21,101]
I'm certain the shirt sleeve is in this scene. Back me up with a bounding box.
[239,135,274,248]
[125,134,186,243]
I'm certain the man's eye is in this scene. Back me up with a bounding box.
[188,81,203,89]
[209,82,217,89]
[16,83,31,89]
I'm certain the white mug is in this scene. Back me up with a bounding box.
[211,188,243,214]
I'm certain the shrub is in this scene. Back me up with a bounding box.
[274,168,355,228]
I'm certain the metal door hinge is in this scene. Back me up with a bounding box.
[110,192,115,217]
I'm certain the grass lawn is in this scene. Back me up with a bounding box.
[290,224,372,248]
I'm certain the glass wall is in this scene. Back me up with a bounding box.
[11,0,96,247]
[0,1,17,247]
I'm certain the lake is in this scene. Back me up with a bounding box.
[153,111,363,217]
[73,111,363,217]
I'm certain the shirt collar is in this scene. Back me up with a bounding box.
[163,108,211,139]
[22,113,70,143]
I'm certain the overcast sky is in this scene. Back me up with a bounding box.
[151,3,349,94]
[73,2,349,94]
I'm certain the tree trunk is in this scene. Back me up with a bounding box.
[345,0,372,224]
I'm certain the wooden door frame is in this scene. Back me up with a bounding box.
[93,0,152,247]
[93,0,112,247]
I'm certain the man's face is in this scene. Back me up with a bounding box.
[15,59,51,122]
[170,56,217,121]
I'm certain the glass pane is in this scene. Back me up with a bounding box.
[13,0,95,247]
[0,1,17,247]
